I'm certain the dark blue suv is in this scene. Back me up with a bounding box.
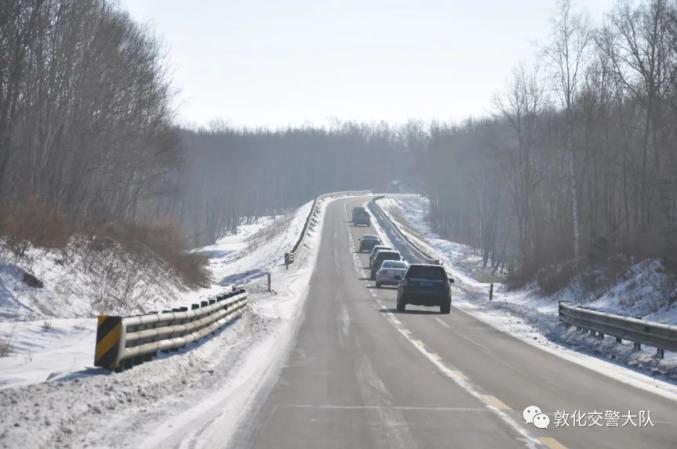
[396,264,453,313]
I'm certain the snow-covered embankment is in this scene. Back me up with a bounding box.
[0,195,332,449]
[377,194,677,388]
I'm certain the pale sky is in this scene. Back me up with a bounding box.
[118,0,616,129]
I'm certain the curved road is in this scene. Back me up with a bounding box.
[228,196,677,449]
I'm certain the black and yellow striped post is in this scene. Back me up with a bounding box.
[94,316,122,370]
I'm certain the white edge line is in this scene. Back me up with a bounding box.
[374,295,541,449]
[434,317,451,329]
[345,208,541,449]
[379,195,677,403]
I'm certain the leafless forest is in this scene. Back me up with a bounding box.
[1,0,677,290]
[422,0,677,288]
[0,0,178,226]
[178,123,419,243]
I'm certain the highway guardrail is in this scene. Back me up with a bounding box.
[94,288,248,371]
[371,197,677,359]
[284,196,319,266]
[370,196,439,265]
[285,190,371,266]
[559,302,677,358]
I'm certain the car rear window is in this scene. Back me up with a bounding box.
[378,252,400,260]
[382,261,407,269]
[362,235,378,241]
[406,265,447,280]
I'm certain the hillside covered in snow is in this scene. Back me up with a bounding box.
[0,200,312,389]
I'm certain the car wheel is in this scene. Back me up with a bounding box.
[375,282,381,288]
[396,301,405,312]
[440,301,451,314]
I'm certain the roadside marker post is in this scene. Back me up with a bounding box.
[94,316,122,370]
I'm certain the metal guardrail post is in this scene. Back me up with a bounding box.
[94,315,123,370]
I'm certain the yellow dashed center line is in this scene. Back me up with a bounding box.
[539,437,569,449]
[369,279,543,448]
[481,394,511,411]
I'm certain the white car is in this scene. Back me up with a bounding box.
[375,260,408,288]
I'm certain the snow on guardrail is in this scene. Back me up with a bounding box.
[94,288,248,371]
[559,302,677,358]
[284,190,371,266]
[369,195,439,265]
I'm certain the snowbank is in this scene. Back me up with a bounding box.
[0,200,313,390]
[0,319,95,389]
[0,239,190,322]
[195,200,312,292]
[136,197,328,449]
[0,194,335,449]
[377,195,491,288]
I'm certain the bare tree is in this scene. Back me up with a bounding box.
[495,64,546,270]
[546,0,593,261]
[600,0,673,228]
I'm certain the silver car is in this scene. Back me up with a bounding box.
[375,260,408,288]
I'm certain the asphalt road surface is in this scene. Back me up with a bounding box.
[228,196,677,449]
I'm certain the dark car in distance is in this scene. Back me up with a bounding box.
[396,264,453,314]
[370,250,401,279]
[358,234,380,252]
[352,206,370,226]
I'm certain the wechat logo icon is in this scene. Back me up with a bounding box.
[523,405,550,429]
